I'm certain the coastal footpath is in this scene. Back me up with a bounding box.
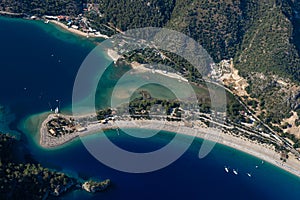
[40,114,300,178]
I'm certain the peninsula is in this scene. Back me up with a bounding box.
[39,91,300,178]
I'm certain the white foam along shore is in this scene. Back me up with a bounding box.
[40,114,300,178]
[49,20,110,39]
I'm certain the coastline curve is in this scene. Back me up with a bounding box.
[72,27,227,173]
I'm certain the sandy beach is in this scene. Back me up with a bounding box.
[40,114,300,178]
[130,61,189,82]
[107,49,123,62]
[49,20,110,39]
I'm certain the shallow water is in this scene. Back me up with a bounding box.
[0,16,299,200]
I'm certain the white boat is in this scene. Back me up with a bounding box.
[233,169,238,175]
[55,107,59,114]
[224,167,229,173]
[247,173,252,177]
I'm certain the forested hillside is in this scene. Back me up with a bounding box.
[0,134,76,199]
[0,0,83,16]
[91,0,300,82]
[235,0,300,81]
[96,0,176,30]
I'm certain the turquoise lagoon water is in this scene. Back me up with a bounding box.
[0,16,299,199]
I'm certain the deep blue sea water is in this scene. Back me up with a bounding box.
[0,16,95,116]
[0,16,299,199]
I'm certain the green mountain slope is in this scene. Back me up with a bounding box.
[0,0,83,16]
[166,0,244,61]
[235,0,300,81]
[91,0,300,82]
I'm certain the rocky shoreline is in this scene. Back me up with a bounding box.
[50,177,111,197]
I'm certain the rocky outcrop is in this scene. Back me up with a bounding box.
[82,179,111,193]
